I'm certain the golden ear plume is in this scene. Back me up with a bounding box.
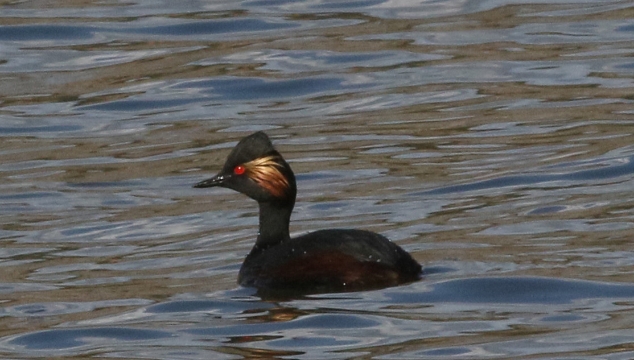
[244,156,290,198]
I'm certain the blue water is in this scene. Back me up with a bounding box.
[1,0,634,359]
[5,277,634,357]
[420,155,634,195]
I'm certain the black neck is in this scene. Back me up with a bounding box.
[255,201,293,249]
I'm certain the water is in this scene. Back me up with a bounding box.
[1,0,634,358]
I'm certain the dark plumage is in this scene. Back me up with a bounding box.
[194,131,421,296]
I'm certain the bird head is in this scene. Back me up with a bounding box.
[194,131,296,204]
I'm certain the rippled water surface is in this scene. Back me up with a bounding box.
[2,0,634,359]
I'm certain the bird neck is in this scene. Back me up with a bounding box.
[255,200,294,249]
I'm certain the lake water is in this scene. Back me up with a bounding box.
[1,0,634,359]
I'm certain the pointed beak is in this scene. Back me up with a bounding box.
[193,173,231,188]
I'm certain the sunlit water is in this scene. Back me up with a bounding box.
[1,1,634,359]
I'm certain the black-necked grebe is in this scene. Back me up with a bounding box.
[194,131,421,295]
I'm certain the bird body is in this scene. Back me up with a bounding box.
[194,132,421,295]
[239,229,421,293]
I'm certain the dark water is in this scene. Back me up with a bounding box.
[2,1,634,359]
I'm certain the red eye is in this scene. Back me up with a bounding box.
[233,165,246,175]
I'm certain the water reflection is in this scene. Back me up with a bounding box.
[5,276,634,358]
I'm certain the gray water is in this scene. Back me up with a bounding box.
[1,1,634,359]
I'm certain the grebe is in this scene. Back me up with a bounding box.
[194,131,421,295]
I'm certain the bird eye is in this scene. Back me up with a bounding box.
[233,165,246,175]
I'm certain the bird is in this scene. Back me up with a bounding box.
[194,131,421,296]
